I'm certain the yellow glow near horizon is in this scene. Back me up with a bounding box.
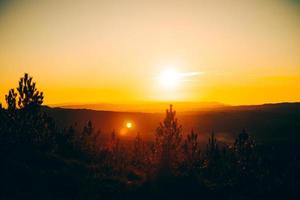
[0,0,300,106]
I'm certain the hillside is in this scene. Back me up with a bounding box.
[44,102,300,144]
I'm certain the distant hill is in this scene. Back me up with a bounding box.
[44,102,300,144]
[49,101,226,113]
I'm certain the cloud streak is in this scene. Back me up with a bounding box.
[179,71,205,77]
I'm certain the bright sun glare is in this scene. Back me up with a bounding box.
[159,69,180,89]
[126,122,132,129]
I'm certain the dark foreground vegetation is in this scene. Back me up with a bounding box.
[1,74,300,200]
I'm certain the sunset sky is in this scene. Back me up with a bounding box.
[0,0,300,106]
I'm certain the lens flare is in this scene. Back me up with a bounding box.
[126,122,132,128]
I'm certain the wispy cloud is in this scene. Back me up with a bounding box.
[179,71,205,77]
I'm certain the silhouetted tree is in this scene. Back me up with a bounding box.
[105,130,117,155]
[234,129,255,156]
[203,130,220,176]
[77,120,101,156]
[107,130,128,176]
[182,129,202,174]
[132,132,145,169]
[0,99,7,146]
[84,120,93,135]
[5,89,17,112]
[66,125,76,144]
[56,125,78,157]
[155,104,182,177]
[234,129,256,176]
[2,73,58,152]
[17,73,43,109]
[206,130,220,160]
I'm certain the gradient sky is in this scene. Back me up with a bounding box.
[0,0,300,105]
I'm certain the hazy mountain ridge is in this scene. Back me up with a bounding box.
[44,102,300,144]
[49,101,227,113]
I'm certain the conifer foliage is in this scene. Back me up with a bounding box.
[183,129,202,174]
[155,104,182,176]
[17,73,44,109]
[2,73,56,151]
[5,89,17,112]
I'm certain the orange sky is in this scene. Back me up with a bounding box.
[0,0,300,106]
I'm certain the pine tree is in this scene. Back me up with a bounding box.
[207,130,219,156]
[17,73,43,109]
[205,130,220,167]
[89,128,101,155]
[109,130,118,151]
[234,129,255,155]
[234,129,256,172]
[56,125,77,157]
[83,120,94,137]
[3,73,58,152]
[132,132,145,168]
[155,104,182,176]
[108,130,128,175]
[5,89,17,112]
[79,120,100,155]
[183,129,202,174]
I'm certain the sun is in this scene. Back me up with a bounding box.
[126,122,132,129]
[159,69,180,89]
